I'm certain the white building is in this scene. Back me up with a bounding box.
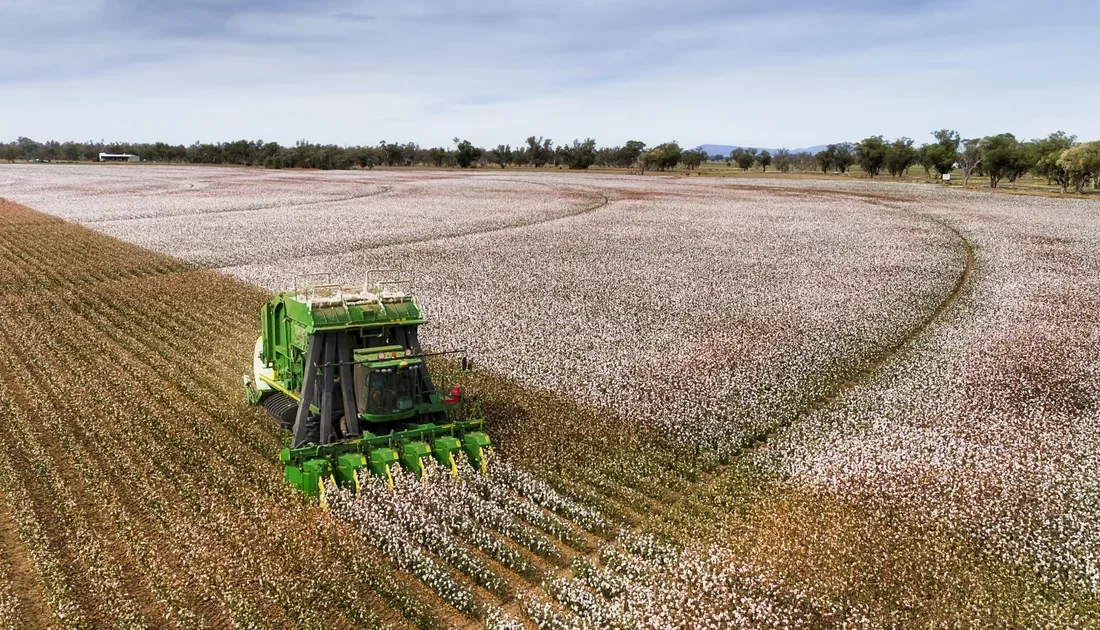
[98,153,140,162]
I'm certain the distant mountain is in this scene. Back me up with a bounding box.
[697,144,830,157]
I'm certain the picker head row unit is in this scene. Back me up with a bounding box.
[243,271,491,499]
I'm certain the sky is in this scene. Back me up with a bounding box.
[0,0,1097,149]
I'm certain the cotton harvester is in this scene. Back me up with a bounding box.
[244,271,491,500]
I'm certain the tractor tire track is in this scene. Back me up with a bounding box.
[628,190,973,522]
[715,190,975,461]
[220,191,611,270]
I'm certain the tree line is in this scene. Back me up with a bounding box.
[815,131,1099,192]
[1,136,669,172]
[3,131,1098,191]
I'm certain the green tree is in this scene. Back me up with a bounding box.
[921,129,960,178]
[815,148,833,174]
[616,140,646,168]
[427,147,448,167]
[681,149,705,170]
[980,133,1025,188]
[649,142,682,171]
[953,139,980,185]
[453,138,483,168]
[525,136,553,167]
[774,148,793,173]
[757,149,772,172]
[558,138,597,169]
[731,147,756,171]
[1057,141,1100,193]
[16,136,41,160]
[855,136,888,177]
[832,143,855,173]
[885,137,917,177]
[489,144,513,168]
[916,144,934,178]
[1032,131,1076,189]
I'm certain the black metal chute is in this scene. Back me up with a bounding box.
[336,332,361,437]
[319,334,337,444]
[292,332,358,448]
[291,334,321,448]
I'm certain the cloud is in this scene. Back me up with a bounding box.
[0,0,1097,147]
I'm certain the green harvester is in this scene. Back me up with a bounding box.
[244,271,491,501]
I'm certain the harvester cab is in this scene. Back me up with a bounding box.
[244,270,491,500]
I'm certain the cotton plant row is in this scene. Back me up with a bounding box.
[327,458,616,618]
[463,465,593,552]
[430,460,565,567]
[329,475,491,616]
[758,192,1100,599]
[490,461,612,535]
[530,533,879,630]
[322,440,889,628]
[484,607,528,630]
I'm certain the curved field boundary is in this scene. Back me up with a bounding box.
[85,185,395,223]
[247,190,611,268]
[640,188,976,520]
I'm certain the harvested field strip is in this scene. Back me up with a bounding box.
[0,296,259,626]
[0,489,47,627]
[0,312,154,625]
[0,200,431,629]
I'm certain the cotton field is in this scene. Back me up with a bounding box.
[0,164,1097,628]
